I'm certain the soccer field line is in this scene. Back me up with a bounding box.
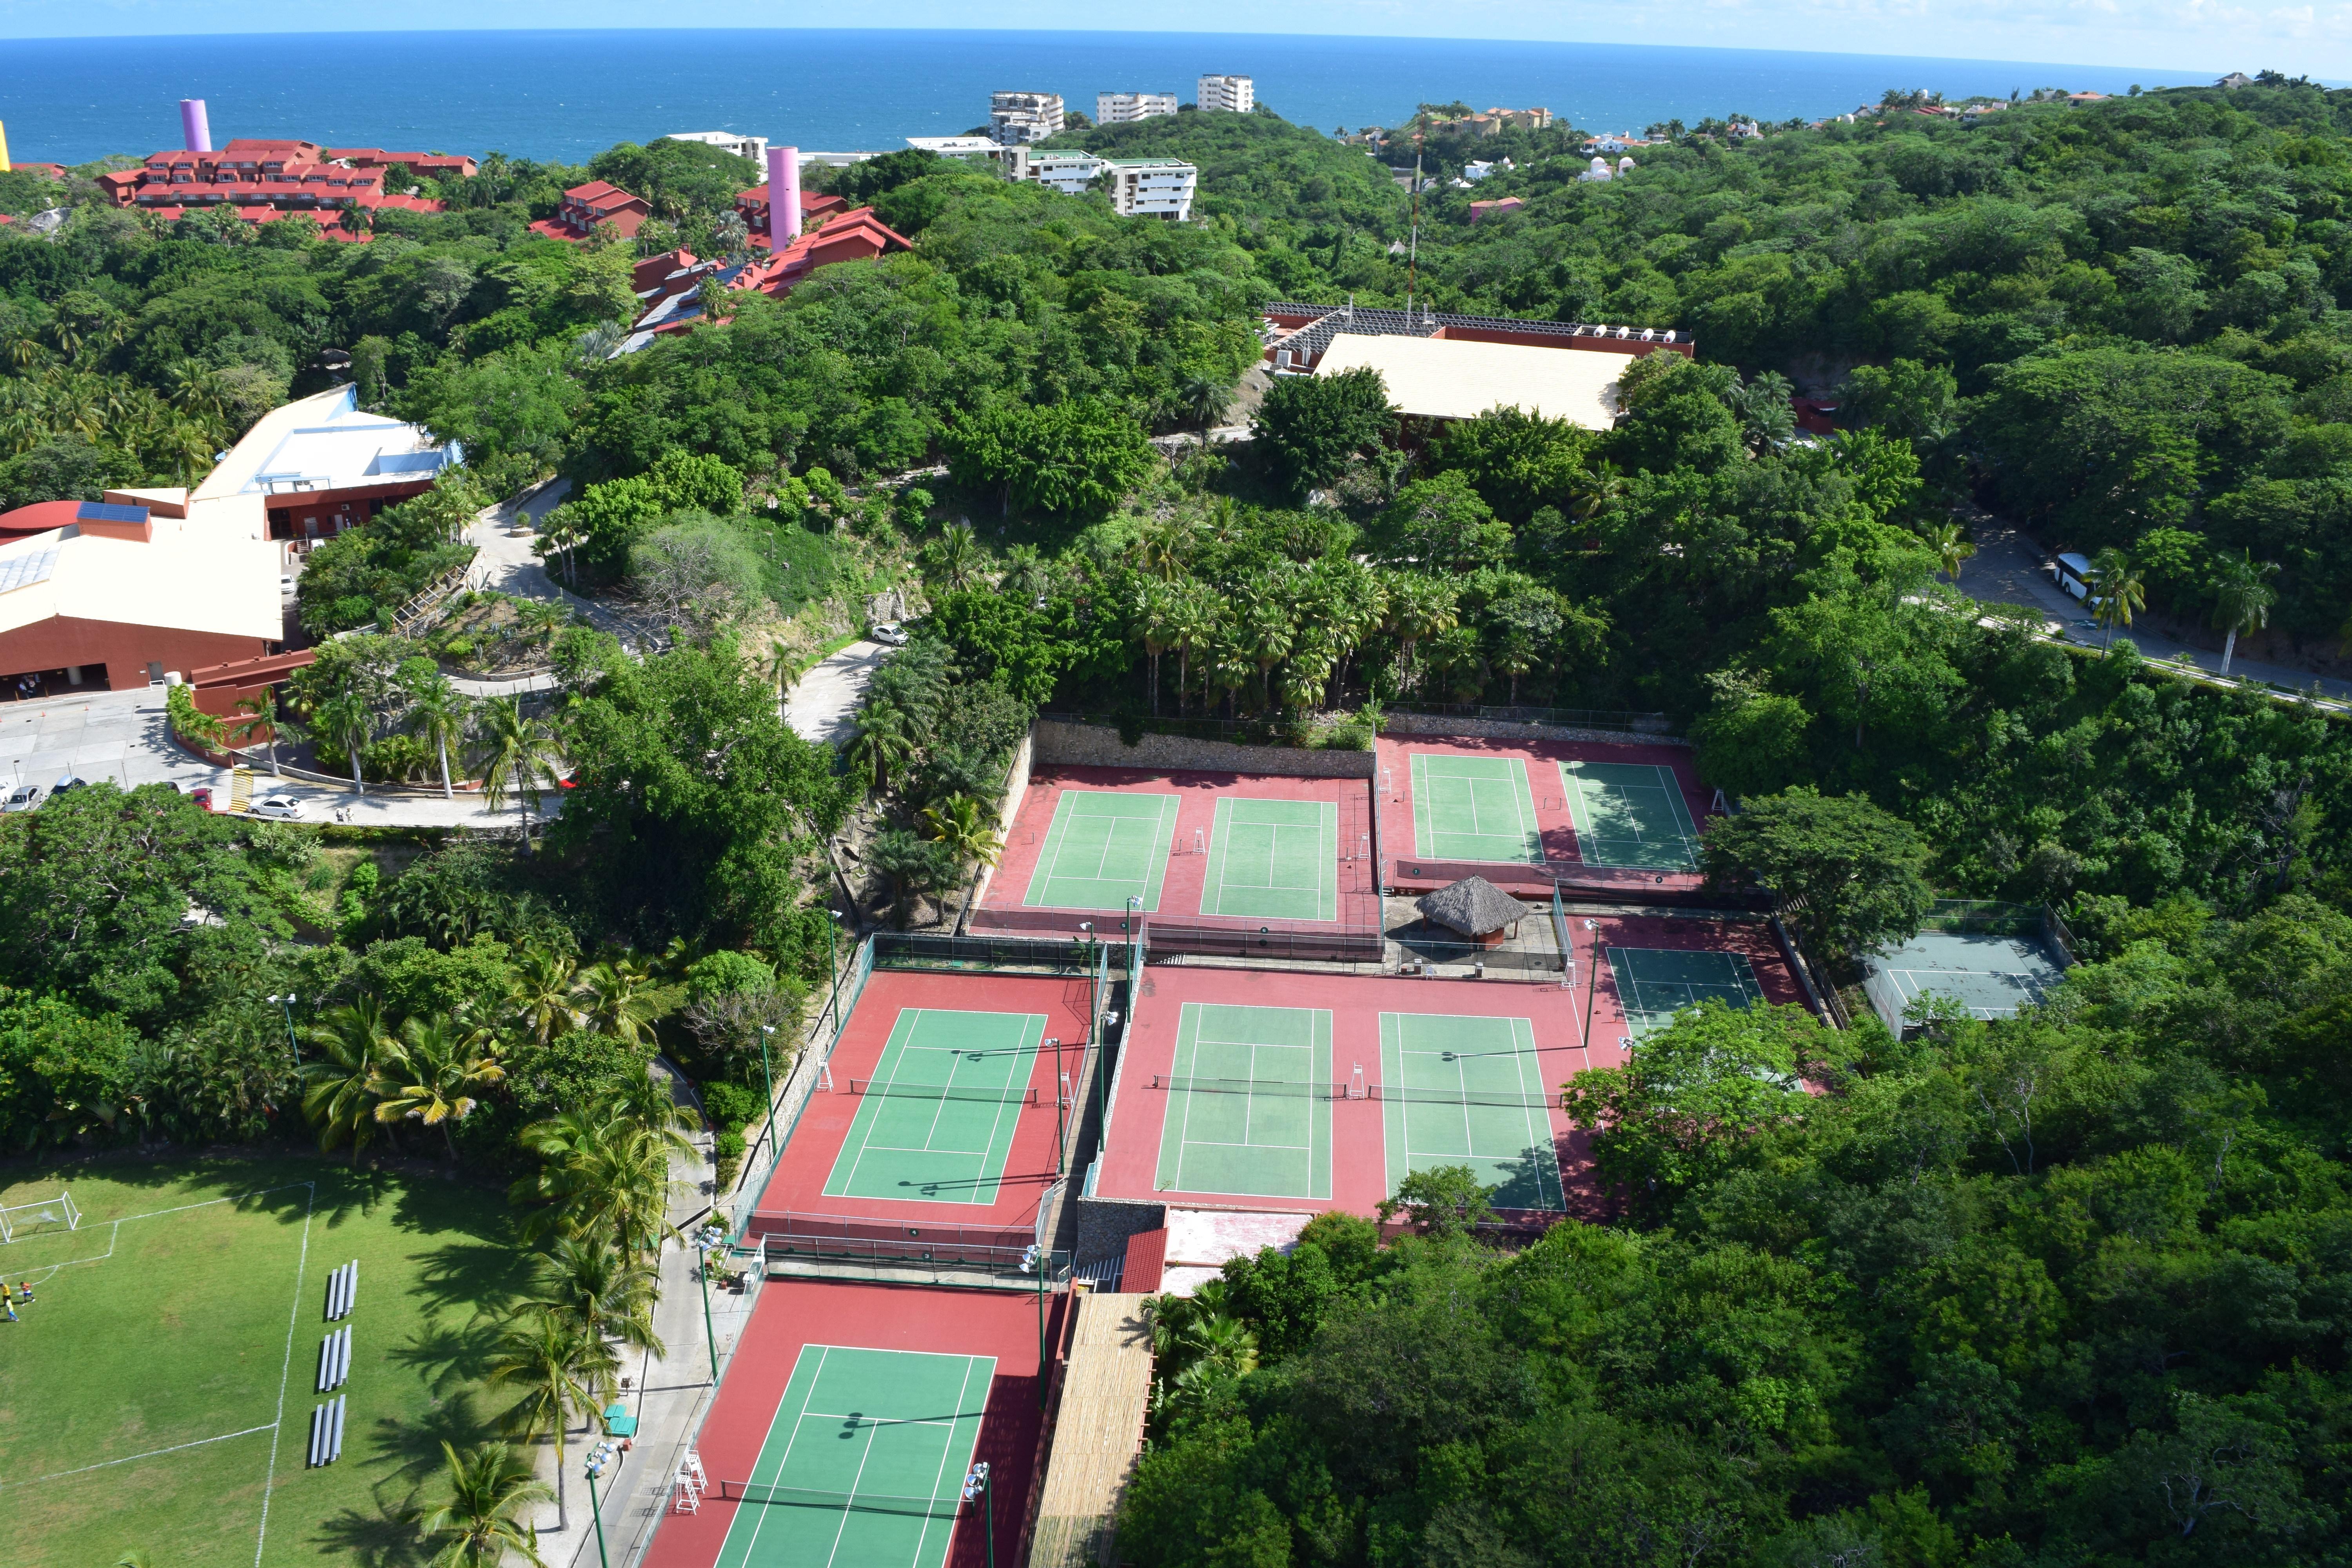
[3,1182,319,1283]
[15,1422,281,1487]
[252,1181,317,1568]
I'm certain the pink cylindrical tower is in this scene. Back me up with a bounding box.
[180,98,212,153]
[766,146,801,247]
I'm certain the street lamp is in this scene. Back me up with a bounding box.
[1019,1243,1049,1408]
[694,1221,727,1381]
[583,1442,617,1568]
[1580,920,1602,1055]
[267,993,299,1064]
[825,907,845,1031]
[1047,1037,1064,1174]
[961,1461,996,1568]
[755,1025,780,1165]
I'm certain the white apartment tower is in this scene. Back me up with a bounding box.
[1097,92,1179,124]
[989,91,1066,145]
[1196,74,1255,114]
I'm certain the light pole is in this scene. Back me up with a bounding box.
[962,1461,996,1568]
[1581,921,1603,1056]
[583,1443,615,1568]
[826,907,845,1031]
[1020,1243,1049,1408]
[695,1221,726,1381]
[1078,920,1093,970]
[268,993,299,1065]
[1048,1036,1064,1174]
[755,1025,780,1167]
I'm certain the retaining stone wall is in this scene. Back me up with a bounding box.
[1033,720,1377,778]
[1383,713,1693,748]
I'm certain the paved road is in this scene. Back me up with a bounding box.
[0,685,561,828]
[1963,520,2352,703]
[452,479,653,698]
[784,640,887,744]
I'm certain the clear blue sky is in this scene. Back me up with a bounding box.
[0,0,2345,79]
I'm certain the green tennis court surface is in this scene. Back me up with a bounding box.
[1155,1003,1332,1198]
[1605,947,1765,1037]
[1023,790,1180,910]
[711,1344,993,1568]
[823,1009,1046,1204]
[1561,761,1701,869]
[1410,753,1542,863]
[1379,1013,1564,1210]
[1200,797,1339,920]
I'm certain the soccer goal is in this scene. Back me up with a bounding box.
[0,1189,81,1243]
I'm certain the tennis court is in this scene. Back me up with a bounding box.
[1200,797,1339,921]
[1377,1013,1564,1210]
[1864,931,2065,1024]
[1152,1003,1333,1199]
[822,1009,1047,1205]
[1022,790,1180,911]
[1605,947,1766,1037]
[1409,753,1542,864]
[708,1344,992,1568]
[1561,760,1701,870]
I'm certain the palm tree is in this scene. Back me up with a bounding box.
[2211,551,2280,676]
[1167,587,1218,717]
[920,794,1005,870]
[301,999,401,1163]
[233,687,287,777]
[1177,373,1232,452]
[514,597,570,653]
[2087,547,2147,652]
[1385,576,1460,695]
[1136,582,1178,715]
[511,1104,687,1259]
[1000,543,1054,603]
[371,1013,505,1162]
[405,673,473,800]
[574,958,655,1046]
[313,688,374,797]
[421,1438,555,1564]
[514,1234,664,1358]
[920,519,983,592]
[1129,516,1193,584]
[758,636,800,710]
[605,1058,703,1145]
[1243,597,1295,711]
[477,696,566,846]
[508,949,582,1046]
[845,701,915,793]
[1923,521,1976,585]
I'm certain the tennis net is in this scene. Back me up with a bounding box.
[847,1079,1040,1105]
[712,1479,965,1518]
[1147,1074,1556,1109]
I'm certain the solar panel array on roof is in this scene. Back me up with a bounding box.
[0,536,65,595]
[76,501,151,524]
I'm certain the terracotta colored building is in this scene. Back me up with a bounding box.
[621,206,914,345]
[732,183,849,243]
[528,181,652,242]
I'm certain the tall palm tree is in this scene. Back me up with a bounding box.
[477,696,566,846]
[514,1234,664,1358]
[1128,517,1193,584]
[514,597,570,652]
[405,673,473,800]
[844,701,915,793]
[758,636,800,710]
[421,1438,555,1564]
[923,519,983,592]
[1136,582,1179,716]
[1385,576,1460,695]
[371,1013,505,1162]
[312,688,375,797]
[574,958,655,1046]
[301,998,401,1163]
[508,949,582,1046]
[233,687,286,777]
[920,794,1005,870]
[1243,599,1296,712]
[2087,547,2147,652]
[1177,373,1232,453]
[1923,521,1976,585]
[511,1104,687,1259]
[1000,543,1054,603]
[2211,551,2280,675]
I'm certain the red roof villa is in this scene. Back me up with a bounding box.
[95,137,452,236]
[528,181,652,242]
[619,206,913,349]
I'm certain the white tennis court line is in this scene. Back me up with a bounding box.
[833,1013,1042,1200]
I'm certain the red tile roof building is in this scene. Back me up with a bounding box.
[96,138,450,231]
[732,183,849,246]
[324,148,479,178]
[11,162,69,181]
[622,207,914,344]
[527,180,652,242]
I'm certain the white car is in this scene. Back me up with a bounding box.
[249,794,304,820]
[869,621,909,646]
[0,780,33,812]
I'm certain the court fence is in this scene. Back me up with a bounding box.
[965,906,1149,940]
[744,1210,1068,1279]
[1144,920,1385,964]
[871,929,1136,975]
[727,931,877,1247]
[1384,702,1677,734]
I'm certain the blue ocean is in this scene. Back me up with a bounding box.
[0,29,2220,167]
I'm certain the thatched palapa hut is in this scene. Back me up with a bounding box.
[1416,876,1527,947]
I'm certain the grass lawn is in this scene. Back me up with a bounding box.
[0,1158,535,1568]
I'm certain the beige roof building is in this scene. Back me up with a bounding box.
[1314,333,1640,428]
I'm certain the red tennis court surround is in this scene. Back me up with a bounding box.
[747,969,1098,1237]
[1374,735,1714,895]
[1092,964,1588,1217]
[975,765,1378,931]
[643,1279,1064,1568]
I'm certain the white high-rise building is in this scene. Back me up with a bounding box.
[1022,152,1197,220]
[989,91,1066,145]
[1196,74,1254,114]
[1097,92,1178,124]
